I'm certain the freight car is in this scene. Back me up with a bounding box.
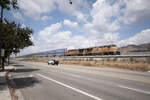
[66,45,120,56]
[44,49,67,57]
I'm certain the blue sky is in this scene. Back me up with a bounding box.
[4,0,150,55]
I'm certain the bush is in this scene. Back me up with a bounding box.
[130,56,134,62]
[147,56,150,63]
[113,57,118,62]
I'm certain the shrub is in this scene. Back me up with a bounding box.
[130,56,134,62]
[147,56,150,63]
[113,57,118,62]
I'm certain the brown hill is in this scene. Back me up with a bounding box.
[119,43,150,54]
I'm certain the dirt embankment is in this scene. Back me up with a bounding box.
[20,58,150,72]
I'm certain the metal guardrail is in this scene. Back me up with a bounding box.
[59,55,150,58]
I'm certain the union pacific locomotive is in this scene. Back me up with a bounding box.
[66,45,120,56]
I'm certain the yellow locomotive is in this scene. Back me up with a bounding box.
[66,45,120,56]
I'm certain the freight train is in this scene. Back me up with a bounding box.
[66,45,120,56]
[35,45,120,57]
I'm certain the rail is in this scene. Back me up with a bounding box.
[59,55,150,58]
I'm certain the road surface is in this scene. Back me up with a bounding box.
[10,60,150,100]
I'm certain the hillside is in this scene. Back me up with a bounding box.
[119,43,150,54]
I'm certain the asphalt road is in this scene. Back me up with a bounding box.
[10,60,150,100]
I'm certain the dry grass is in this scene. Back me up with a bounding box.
[60,59,150,72]
[20,58,150,72]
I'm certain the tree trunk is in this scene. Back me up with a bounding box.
[2,57,4,70]
[8,56,10,65]
[0,7,4,70]
[0,7,3,22]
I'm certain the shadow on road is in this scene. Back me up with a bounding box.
[7,62,41,89]
[0,77,7,91]
[11,68,40,73]
[12,64,25,67]
[12,77,40,89]
[9,62,17,65]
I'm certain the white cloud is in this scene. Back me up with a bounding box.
[18,35,40,56]
[12,11,24,21]
[82,0,150,44]
[21,23,26,28]
[18,0,89,21]
[84,0,150,35]
[90,0,121,33]
[63,19,78,28]
[41,16,52,21]
[120,0,150,24]
[118,29,150,47]
[35,22,120,52]
[18,0,55,20]
[38,23,61,41]
[55,0,89,22]
[18,46,40,56]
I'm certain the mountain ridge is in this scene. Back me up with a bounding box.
[119,43,150,54]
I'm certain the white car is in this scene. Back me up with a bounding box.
[48,59,59,65]
[48,60,55,65]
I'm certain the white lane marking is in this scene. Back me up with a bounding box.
[118,85,150,95]
[50,70,102,83]
[50,70,57,72]
[36,73,102,100]
[69,74,81,78]
[50,69,81,78]
[0,91,8,93]
[60,72,81,78]
[29,74,34,77]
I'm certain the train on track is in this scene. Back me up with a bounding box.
[33,45,120,57]
[66,45,120,56]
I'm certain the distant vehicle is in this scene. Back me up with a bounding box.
[48,59,59,65]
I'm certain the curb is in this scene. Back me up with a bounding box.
[5,66,24,100]
[9,74,24,100]
[5,72,18,100]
